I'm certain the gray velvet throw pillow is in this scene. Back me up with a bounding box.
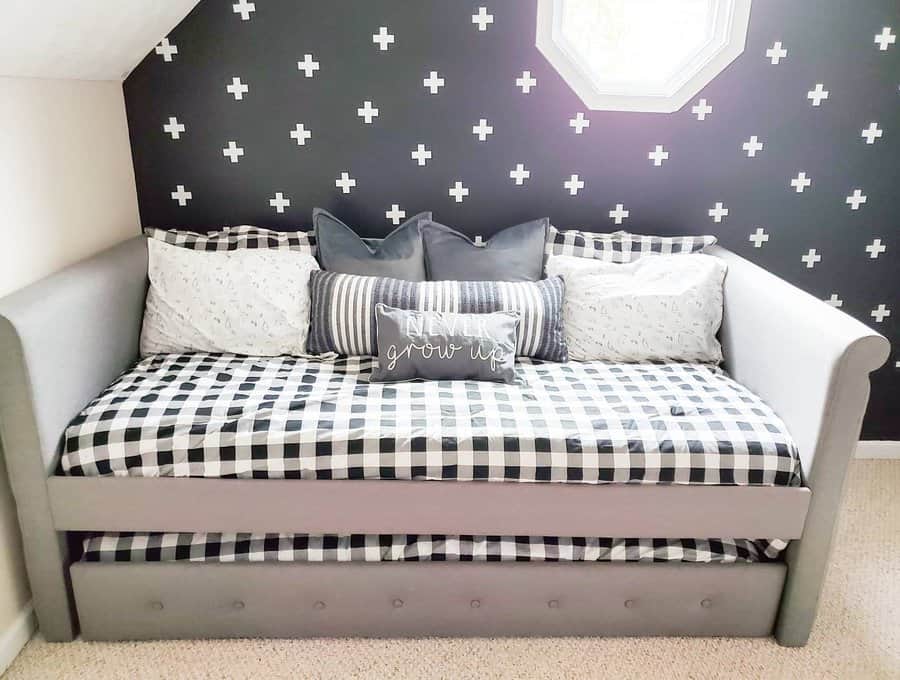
[370,304,520,383]
[421,218,549,281]
[313,208,431,281]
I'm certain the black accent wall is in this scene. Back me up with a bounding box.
[124,0,898,438]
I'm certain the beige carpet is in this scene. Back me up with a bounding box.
[5,460,899,680]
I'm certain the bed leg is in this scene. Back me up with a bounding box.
[14,504,76,641]
[774,438,859,649]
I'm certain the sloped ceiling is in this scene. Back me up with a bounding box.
[0,0,199,81]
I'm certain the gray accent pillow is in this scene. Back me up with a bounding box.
[370,304,519,383]
[313,208,431,281]
[307,271,568,361]
[422,218,549,281]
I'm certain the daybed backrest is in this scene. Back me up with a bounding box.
[712,245,888,478]
[0,236,148,473]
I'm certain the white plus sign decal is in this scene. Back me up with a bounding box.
[866,239,887,259]
[874,27,896,51]
[222,141,244,163]
[373,26,395,51]
[691,99,713,120]
[861,122,883,144]
[226,77,248,100]
[357,101,379,124]
[290,123,311,146]
[155,38,177,62]
[509,163,530,185]
[807,83,829,106]
[335,172,357,194]
[472,7,494,31]
[269,192,290,213]
[385,204,406,225]
[472,118,493,141]
[648,145,669,166]
[766,41,787,64]
[791,172,812,193]
[609,203,629,224]
[749,228,769,248]
[569,112,590,134]
[449,181,469,203]
[516,71,537,93]
[708,202,728,222]
[801,249,821,269]
[742,135,764,157]
[163,116,185,140]
[170,185,192,206]
[297,54,320,78]
[871,304,891,323]
[825,294,843,308]
[411,144,432,166]
[563,174,584,196]
[473,236,485,246]
[423,71,445,94]
[846,189,867,210]
[232,0,255,20]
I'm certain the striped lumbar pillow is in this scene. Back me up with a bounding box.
[308,271,567,361]
[545,227,716,263]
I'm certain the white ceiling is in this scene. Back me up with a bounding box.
[0,0,199,81]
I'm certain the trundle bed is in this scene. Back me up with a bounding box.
[0,237,888,645]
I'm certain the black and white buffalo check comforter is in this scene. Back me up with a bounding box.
[82,533,785,563]
[61,354,800,485]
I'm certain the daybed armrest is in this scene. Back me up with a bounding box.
[710,245,889,646]
[0,236,148,640]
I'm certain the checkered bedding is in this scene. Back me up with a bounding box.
[61,354,801,486]
[81,533,786,563]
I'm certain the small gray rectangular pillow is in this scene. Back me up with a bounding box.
[370,305,519,383]
[422,218,548,281]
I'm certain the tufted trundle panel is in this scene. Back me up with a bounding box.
[71,561,786,640]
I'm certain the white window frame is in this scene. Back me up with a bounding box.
[535,0,752,113]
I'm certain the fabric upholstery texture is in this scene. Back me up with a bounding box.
[422,218,548,281]
[313,208,431,280]
[140,239,320,357]
[545,254,726,363]
[307,272,567,359]
[370,305,519,383]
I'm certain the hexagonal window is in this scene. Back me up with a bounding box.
[536,0,752,113]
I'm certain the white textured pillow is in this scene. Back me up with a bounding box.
[545,253,726,363]
[141,238,320,357]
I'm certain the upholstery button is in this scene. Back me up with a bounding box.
[624,599,636,609]
[547,600,560,609]
[392,599,404,609]
[701,598,713,608]
[233,600,245,610]
[150,601,164,611]
[470,599,481,609]
[314,601,327,610]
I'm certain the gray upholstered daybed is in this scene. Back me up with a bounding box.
[0,236,889,645]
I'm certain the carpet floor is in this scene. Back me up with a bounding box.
[4,460,899,680]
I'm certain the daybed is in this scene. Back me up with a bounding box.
[0,236,888,645]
